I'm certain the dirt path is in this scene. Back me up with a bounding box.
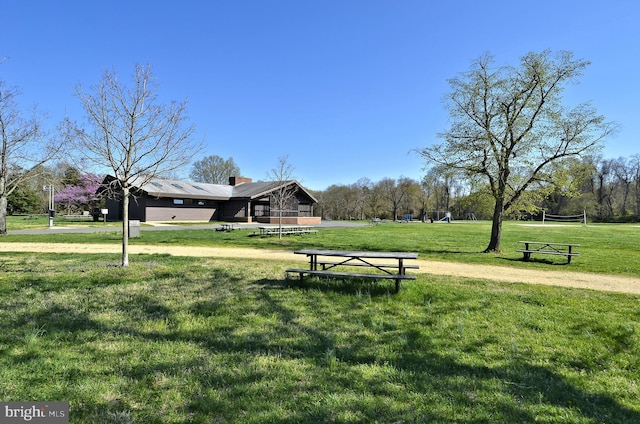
[1,242,639,295]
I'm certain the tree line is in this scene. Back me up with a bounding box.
[311,153,640,224]
[15,151,638,225]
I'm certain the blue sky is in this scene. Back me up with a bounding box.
[2,1,638,191]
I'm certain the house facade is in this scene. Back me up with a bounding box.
[102,176,320,224]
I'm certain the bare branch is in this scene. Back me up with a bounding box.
[0,80,64,233]
[64,64,202,265]
[418,50,615,252]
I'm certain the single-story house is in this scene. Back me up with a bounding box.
[101,175,320,224]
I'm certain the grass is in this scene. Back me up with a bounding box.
[5,218,640,276]
[6,214,121,230]
[0,252,638,423]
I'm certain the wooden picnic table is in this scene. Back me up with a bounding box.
[216,223,235,232]
[517,241,580,264]
[287,249,419,292]
[258,225,317,236]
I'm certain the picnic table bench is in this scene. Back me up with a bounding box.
[286,249,419,292]
[256,225,317,236]
[517,241,580,264]
[62,213,93,221]
[216,223,235,232]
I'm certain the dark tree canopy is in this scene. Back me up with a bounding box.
[419,50,616,252]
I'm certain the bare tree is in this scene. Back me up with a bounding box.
[612,157,633,216]
[422,165,460,215]
[631,155,640,217]
[266,155,296,239]
[190,155,240,184]
[64,64,200,266]
[0,80,63,234]
[352,177,372,220]
[594,158,618,220]
[368,183,386,219]
[419,50,616,252]
[376,177,416,221]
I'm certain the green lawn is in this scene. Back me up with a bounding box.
[5,219,640,276]
[0,252,639,423]
[2,219,639,422]
[6,214,121,230]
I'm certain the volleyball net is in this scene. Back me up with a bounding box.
[542,210,587,225]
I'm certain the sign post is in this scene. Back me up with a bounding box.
[43,185,55,228]
[100,208,109,224]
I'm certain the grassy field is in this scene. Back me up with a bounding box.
[5,218,640,276]
[6,214,122,230]
[0,251,638,423]
[2,218,640,422]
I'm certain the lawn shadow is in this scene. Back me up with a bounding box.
[3,257,638,423]
[394,329,640,423]
[277,275,400,296]
[420,247,482,255]
[501,256,574,266]
[251,277,291,290]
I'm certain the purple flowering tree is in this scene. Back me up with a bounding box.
[55,173,101,214]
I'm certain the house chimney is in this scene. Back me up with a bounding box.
[229,176,252,186]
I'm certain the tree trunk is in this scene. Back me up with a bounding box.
[0,173,7,235]
[122,187,130,267]
[485,199,504,253]
[0,194,7,235]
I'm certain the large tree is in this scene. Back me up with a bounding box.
[419,50,616,252]
[0,80,62,234]
[65,64,200,266]
[190,155,240,184]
